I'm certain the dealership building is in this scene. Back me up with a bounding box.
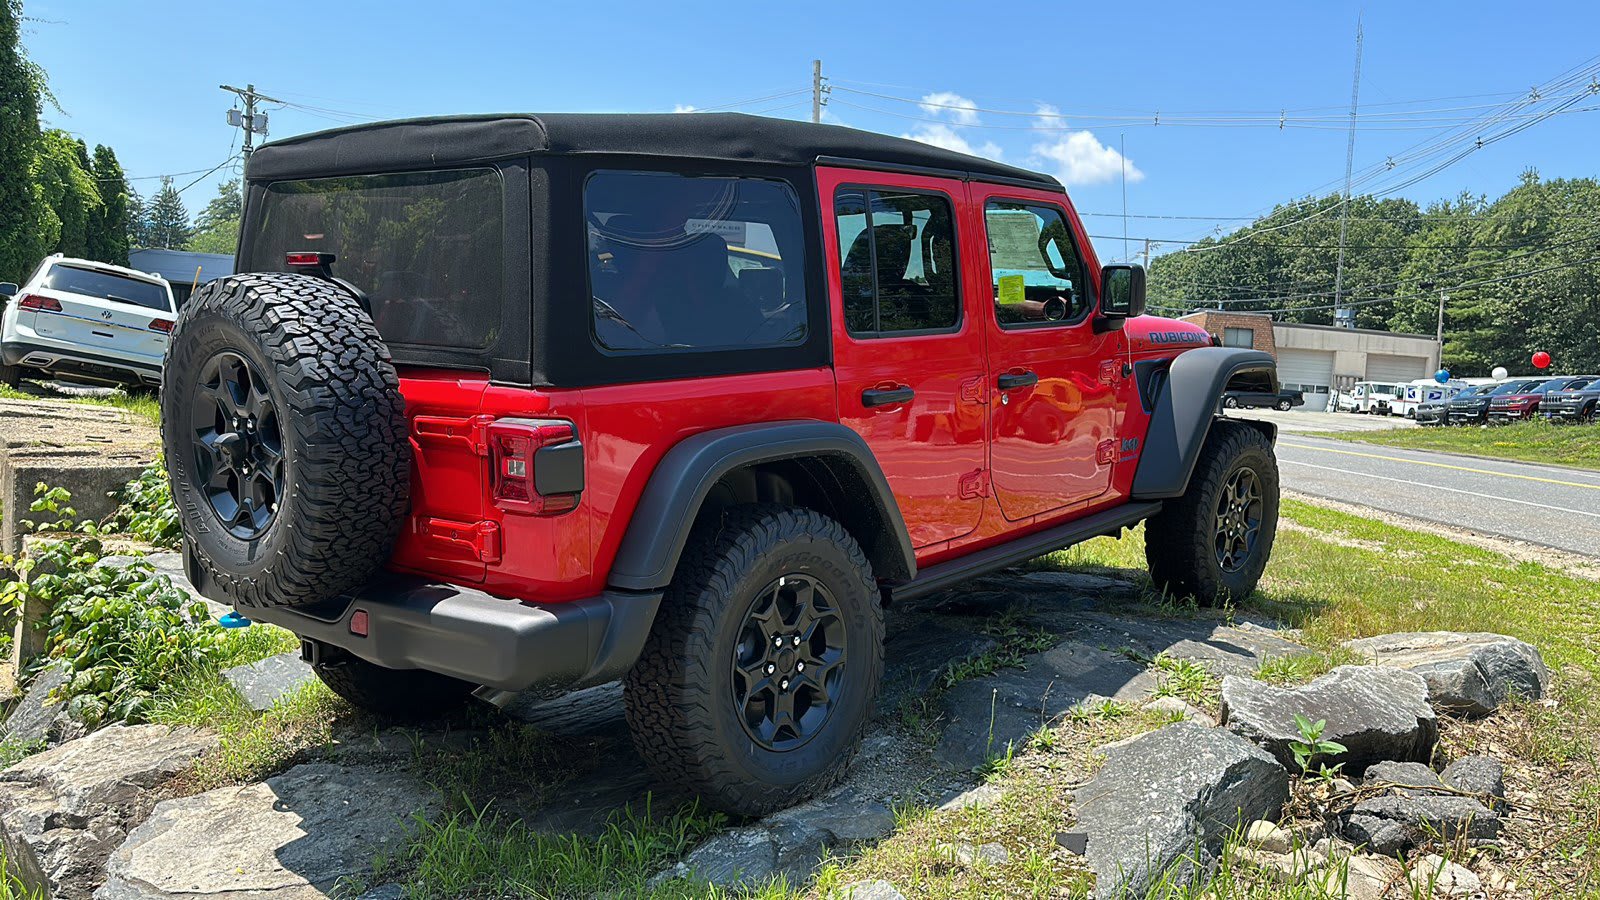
[1178,311,1443,411]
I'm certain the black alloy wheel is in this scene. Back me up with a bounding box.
[1214,465,1263,573]
[191,350,284,540]
[731,573,847,752]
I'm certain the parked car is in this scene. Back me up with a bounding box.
[1447,378,1549,425]
[1222,388,1303,411]
[159,113,1281,815]
[1542,377,1600,423]
[1414,388,1470,426]
[1489,375,1597,423]
[0,254,175,390]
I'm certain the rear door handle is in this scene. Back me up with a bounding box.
[997,371,1038,390]
[862,386,915,408]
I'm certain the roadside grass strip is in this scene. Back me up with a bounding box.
[1311,418,1600,471]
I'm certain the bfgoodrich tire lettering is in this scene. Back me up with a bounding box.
[1144,420,1279,606]
[160,273,410,610]
[624,504,883,816]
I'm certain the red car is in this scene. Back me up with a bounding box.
[160,114,1280,814]
[1488,375,1597,422]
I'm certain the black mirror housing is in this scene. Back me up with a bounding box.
[1095,265,1146,332]
[0,283,16,298]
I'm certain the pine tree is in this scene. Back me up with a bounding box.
[0,0,41,283]
[89,144,130,265]
[144,177,193,250]
[188,178,241,254]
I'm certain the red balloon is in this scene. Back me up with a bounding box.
[1532,351,1552,369]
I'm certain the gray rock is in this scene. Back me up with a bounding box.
[937,783,1003,812]
[1442,755,1505,800]
[355,886,406,900]
[672,787,897,889]
[1408,853,1480,897]
[1343,632,1549,717]
[0,724,216,900]
[1363,760,1441,792]
[97,763,437,900]
[1071,723,1288,897]
[1143,695,1218,727]
[1,663,72,746]
[843,880,907,900]
[222,652,316,713]
[1339,793,1499,856]
[1220,666,1437,772]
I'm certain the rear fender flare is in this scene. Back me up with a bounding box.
[607,420,916,592]
[1132,347,1278,500]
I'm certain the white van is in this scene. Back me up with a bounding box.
[1391,378,1472,418]
[0,255,176,389]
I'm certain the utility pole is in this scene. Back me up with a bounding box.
[1437,290,1448,346]
[806,60,832,123]
[1142,238,1152,270]
[220,83,283,154]
[1332,18,1363,329]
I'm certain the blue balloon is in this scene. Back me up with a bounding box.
[1434,368,1450,384]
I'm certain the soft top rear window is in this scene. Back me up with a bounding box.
[42,264,170,311]
[246,168,504,351]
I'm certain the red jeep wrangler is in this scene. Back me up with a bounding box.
[161,114,1279,815]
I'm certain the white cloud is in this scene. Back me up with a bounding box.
[917,91,980,126]
[672,104,697,114]
[898,91,1002,161]
[1028,104,1143,186]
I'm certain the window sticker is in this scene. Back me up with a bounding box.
[996,274,1026,307]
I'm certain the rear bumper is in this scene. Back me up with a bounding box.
[238,573,662,692]
[2,339,162,385]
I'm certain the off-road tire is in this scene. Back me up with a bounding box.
[623,505,883,816]
[313,655,474,719]
[1145,419,1279,606]
[161,273,410,610]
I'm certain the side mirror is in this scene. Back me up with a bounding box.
[1096,264,1146,331]
[0,283,16,298]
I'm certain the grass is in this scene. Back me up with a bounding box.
[1310,418,1600,470]
[0,380,160,426]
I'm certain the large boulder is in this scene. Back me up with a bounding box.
[1071,723,1288,897]
[1340,793,1499,856]
[1342,632,1549,717]
[221,652,315,713]
[0,724,216,900]
[97,763,437,900]
[1220,666,1437,772]
[1,663,74,746]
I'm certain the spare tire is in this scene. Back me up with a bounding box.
[160,273,410,609]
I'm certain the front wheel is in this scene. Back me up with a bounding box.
[624,505,883,816]
[1223,396,1240,409]
[1275,399,1291,411]
[1144,420,1279,606]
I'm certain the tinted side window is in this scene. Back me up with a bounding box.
[834,188,959,337]
[586,171,807,353]
[984,200,1090,328]
[249,169,504,351]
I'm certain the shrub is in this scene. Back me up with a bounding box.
[104,460,181,548]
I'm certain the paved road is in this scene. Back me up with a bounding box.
[1267,433,1600,558]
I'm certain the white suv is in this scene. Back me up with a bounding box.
[0,255,177,390]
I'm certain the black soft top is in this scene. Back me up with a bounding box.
[244,112,1060,189]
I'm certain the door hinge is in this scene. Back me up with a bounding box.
[412,414,496,456]
[958,468,989,499]
[421,517,502,564]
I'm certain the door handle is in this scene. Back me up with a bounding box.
[997,371,1038,390]
[862,386,915,408]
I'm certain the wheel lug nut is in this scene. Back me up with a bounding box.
[765,663,776,675]
[796,661,805,672]
[773,636,783,648]
[780,678,790,691]
[792,635,801,647]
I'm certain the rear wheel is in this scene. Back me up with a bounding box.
[1275,399,1291,411]
[160,273,410,610]
[624,505,883,816]
[0,364,19,388]
[312,654,474,720]
[1145,420,1279,606]
[1223,396,1240,408]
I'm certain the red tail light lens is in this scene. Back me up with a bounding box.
[149,318,175,333]
[487,419,582,516]
[285,251,335,269]
[17,294,61,312]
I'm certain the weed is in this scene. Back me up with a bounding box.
[1287,713,1347,777]
[1150,653,1217,708]
[1255,648,1363,686]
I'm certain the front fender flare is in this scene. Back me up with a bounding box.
[607,420,916,592]
[1132,347,1278,500]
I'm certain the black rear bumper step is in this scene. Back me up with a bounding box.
[889,501,1161,603]
[243,574,662,693]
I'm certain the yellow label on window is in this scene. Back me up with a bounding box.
[997,274,1025,306]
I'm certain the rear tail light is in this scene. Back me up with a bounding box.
[486,419,582,516]
[149,318,175,333]
[16,294,61,311]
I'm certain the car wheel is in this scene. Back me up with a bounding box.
[1275,399,1291,411]
[0,364,19,388]
[160,273,410,610]
[1145,420,1279,607]
[624,504,883,816]
[313,653,474,720]
[1223,396,1239,409]
[1583,404,1598,424]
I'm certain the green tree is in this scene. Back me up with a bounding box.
[31,128,103,259]
[0,0,41,283]
[187,178,241,254]
[144,177,192,250]
[89,144,131,265]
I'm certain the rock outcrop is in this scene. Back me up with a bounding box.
[1342,632,1548,717]
[1220,666,1437,772]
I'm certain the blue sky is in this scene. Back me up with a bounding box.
[20,1,1600,262]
